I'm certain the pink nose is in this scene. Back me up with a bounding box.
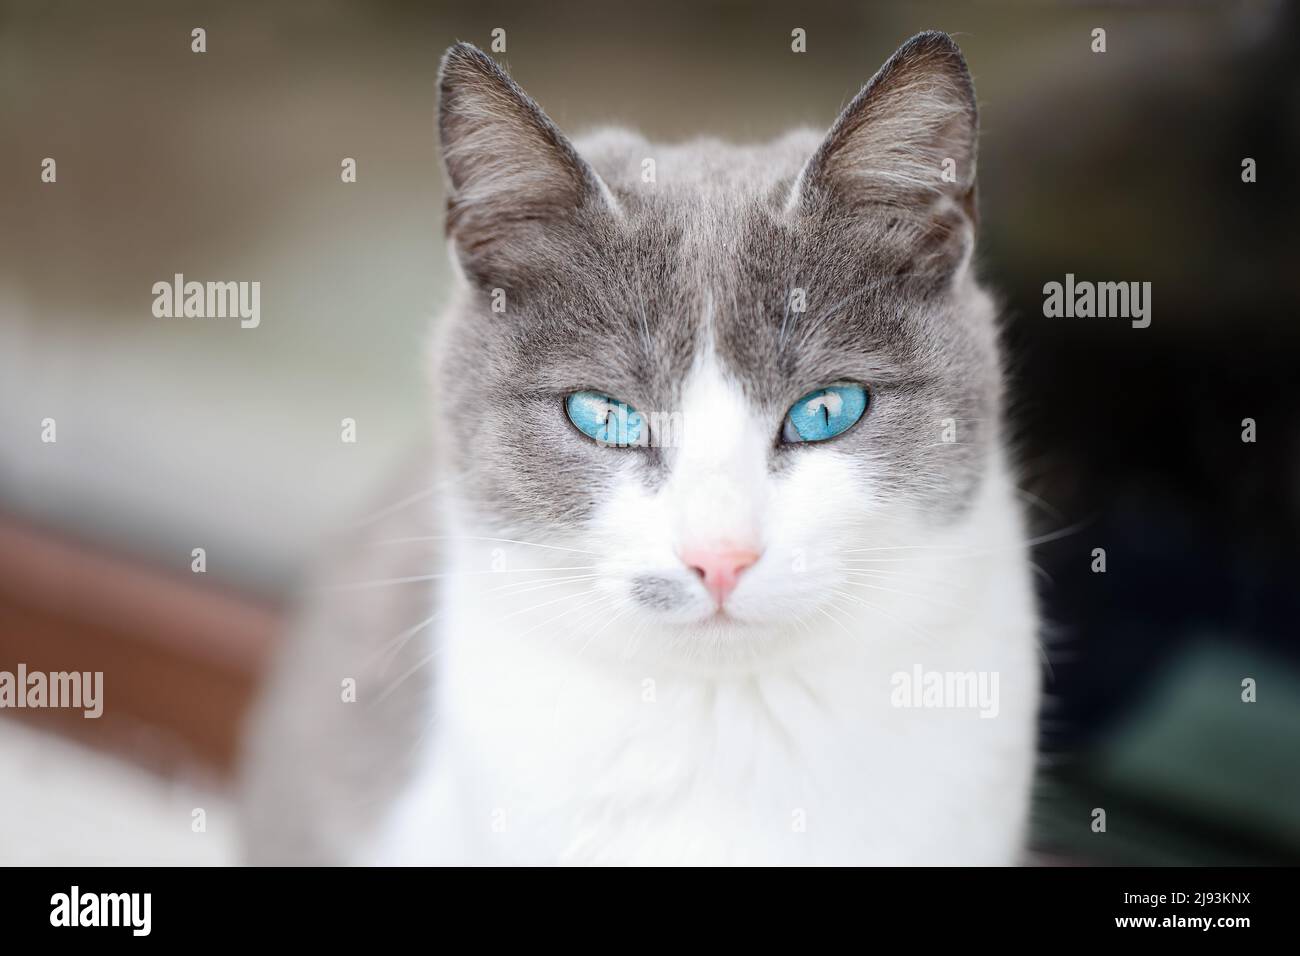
[680,547,761,606]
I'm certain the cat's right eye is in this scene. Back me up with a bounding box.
[565,391,645,447]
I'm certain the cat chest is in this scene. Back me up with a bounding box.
[429,622,993,862]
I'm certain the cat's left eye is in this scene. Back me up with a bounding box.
[565,391,645,447]
[781,384,869,444]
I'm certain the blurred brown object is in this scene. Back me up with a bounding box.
[0,517,279,776]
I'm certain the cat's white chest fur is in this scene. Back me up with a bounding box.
[364,459,1039,866]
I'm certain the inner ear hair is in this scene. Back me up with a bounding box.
[437,42,614,286]
[791,31,979,278]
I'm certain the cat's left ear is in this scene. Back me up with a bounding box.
[438,43,617,287]
[790,31,979,281]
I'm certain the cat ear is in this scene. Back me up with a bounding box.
[790,31,979,280]
[437,43,616,286]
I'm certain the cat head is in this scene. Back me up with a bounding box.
[434,32,1002,650]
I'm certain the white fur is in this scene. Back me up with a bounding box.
[362,358,1039,865]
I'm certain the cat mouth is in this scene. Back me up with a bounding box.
[664,606,745,630]
[701,607,749,628]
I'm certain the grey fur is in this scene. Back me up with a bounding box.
[630,574,690,611]
[238,453,438,864]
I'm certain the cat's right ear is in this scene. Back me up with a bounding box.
[438,43,617,288]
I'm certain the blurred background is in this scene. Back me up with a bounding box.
[1,0,1297,864]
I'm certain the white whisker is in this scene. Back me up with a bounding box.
[375,648,441,703]
[836,544,979,555]
[828,588,937,646]
[498,586,603,623]
[840,576,972,614]
[816,604,856,639]
[372,534,599,556]
[518,590,613,639]
[332,566,596,591]
[352,484,443,528]
[489,573,600,597]
[369,611,442,670]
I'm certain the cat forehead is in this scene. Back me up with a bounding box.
[569,128,931,319]
[526,143,935,405]
[575,128,823,203]
[507,211,939,414]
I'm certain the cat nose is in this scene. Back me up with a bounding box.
[679,547,761,606]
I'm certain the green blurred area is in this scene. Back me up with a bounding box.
[1036,641,1300,865]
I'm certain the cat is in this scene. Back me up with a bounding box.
[239,30,1040,866]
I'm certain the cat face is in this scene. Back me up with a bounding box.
[435,34,1002,642]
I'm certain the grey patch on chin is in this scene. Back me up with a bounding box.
[630,575,689,610]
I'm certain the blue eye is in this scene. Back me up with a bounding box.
[782,384,868,443]
[565,391,645,447]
